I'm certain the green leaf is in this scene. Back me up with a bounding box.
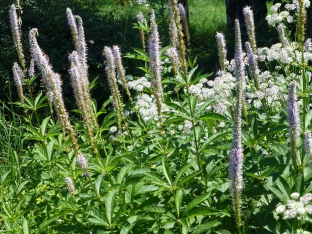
[88,217,108,227]
[192,219,221,234]
[194,99,216,118]
[46,139,56,162]
[180,219,189,234]
[88,208,109,227]
[17,181,29,194]
[182,193,210,217]
[34,216,59,234]
[22,218,30,234]
[95,175,103,195]
[175,190,183,218]
[23,125,43,141]
[177,172,200,186]
[117,165,132,184]
[198,113,229,122]
[215,229,232,234]
[190,71,213,85]
[186,207,230,218]
[125,184,134,204]
[174,163,193,186]
[200,132,230,151]
[105,190,116,225]
[34,91,47,109]
[268,143,289,156]
[145,172,171,188]
[276,177,291,200]
[136,185,159,194]
[162,158,173,187]
[165,101,190,119]
[143,205,166,213]
[1,171,10,184]
[58,200,78,211]
[187,66,198,84]
[40,117,51,137]
[264,184,288,202]
[306,109,312,129]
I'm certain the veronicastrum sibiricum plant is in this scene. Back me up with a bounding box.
[6,0,312,233]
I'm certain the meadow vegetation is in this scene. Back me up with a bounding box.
[2,0,312,233]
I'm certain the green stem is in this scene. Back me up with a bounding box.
[185,87,204,180]
[233,185,242,234]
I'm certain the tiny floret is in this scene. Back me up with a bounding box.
[276,204,286,213]
[290,192,300,200]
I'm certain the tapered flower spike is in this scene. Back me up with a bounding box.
[178,3,190,46]
[216,32,227,72]
[9,4,26,72]
[69,51,97,150]
[243,6,257,53]
[149,10,164,129]
[229,19,245,231]
[28,59,35,78]
[12,62,24,102]
[75,15,88,77]
[137,12,146,51]
[112,45,133,102]
[166,47,181,76]
[104,46,125,132]
[66,8,78,49]
[234,20,247,117]
[29,28,79,153]
[287,81,300,172]
[297,0,307,52]
[304,130,312,168]
[168,0,187,74]
[245,42,260,90]
[64,177,75,195]
[277,24,290,48]
[68,12,98,134]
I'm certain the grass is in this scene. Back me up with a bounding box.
[188,0,227,72]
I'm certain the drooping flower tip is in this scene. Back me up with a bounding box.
[66,8,79,48]
[10,3,26,70]
[66,8,76,27]
[178,3,190,44]
[9,4,19,33]
[149,10,162,85]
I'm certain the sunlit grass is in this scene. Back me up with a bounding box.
[188,0,227,72]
